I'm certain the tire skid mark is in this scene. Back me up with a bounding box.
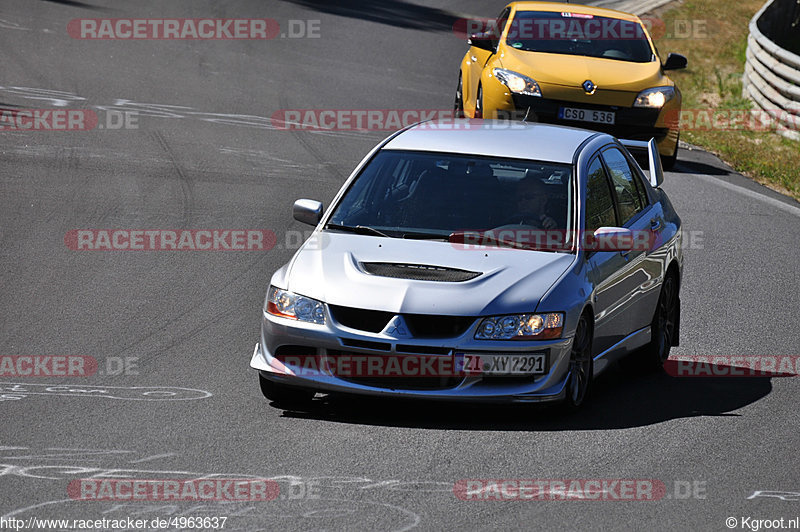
[278,93,347,183]
[151,131,195,228]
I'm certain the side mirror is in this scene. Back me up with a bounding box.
[468,32,496,52]
[590,227,635,252]
[662,53,687,71]
[293,199,323,226]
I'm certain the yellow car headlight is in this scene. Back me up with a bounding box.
[493,68,542,97]
[633,86,675,108]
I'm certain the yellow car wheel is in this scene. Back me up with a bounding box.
[661,134,679,170]
[454,74,465,118]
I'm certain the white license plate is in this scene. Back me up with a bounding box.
[460,353,547,375]
[558,107,615,125]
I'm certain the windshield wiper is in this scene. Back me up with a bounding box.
[401,231,450,241]
[325,223,392,238]
[449,231,529,250]
[449,231,566,252]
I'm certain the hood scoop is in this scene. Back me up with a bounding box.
[360,262,481,282]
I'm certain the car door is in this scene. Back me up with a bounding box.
[584,154,629,356]
[599,146,659,335]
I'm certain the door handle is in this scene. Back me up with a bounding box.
[650,219,662,231]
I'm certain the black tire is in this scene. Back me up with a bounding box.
[564,313,593,409]
[661,135,679,170]
[475,84,483,119]
[259,373,314,405]
[454,74,465,118]
[644,272,680,371]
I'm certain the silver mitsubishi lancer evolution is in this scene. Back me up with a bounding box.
[250,119,681,408]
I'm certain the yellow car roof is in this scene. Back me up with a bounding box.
[506,2,642,23]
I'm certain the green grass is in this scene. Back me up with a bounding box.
[652,0,800,200]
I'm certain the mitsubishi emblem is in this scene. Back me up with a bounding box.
[382,315,410,338]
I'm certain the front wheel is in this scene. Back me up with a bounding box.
[661,134,679,170]
[454,74,465,118]
[474,84,483,119]
[259,374,314,405]
[564,313,593,409]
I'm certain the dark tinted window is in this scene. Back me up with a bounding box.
[585,157,617,232]
[328,150,573,240]
[506,11,654,63]
[602,147,644,225]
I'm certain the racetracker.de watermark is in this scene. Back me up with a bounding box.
[450,229,657,252]
[452,16,710,40]
[67,19,320,39]
[453,479,707,501]
[0,109,139,131]
[68,479,279,501]
[665,356,800,377]
[65,229,277,251]
[0,356,97,377]
[450,229,705,252]
[0,109,97,131]
[270,109,524,131]
[272,354,474,378]
[665,109,800,132]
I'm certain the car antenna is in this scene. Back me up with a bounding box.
[522,107,534,122]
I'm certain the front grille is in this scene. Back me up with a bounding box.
[340,338,391,351]
[511,95,667,140]
[329,305,475,338]
[327,349,463,390]
[404,314,475,338]
[396,344,451,355]
[329,305,394,333]
[339,376,463,390]
[361,262,482,282]
[274,345,317,359]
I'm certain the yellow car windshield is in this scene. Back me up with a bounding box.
[506,11,654,63]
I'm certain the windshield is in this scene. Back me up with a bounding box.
[327,150,575,250]
[506,11,655,63]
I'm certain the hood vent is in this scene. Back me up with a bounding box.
[360,262,481,282]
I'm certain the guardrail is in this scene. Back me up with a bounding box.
[742,0,800,141]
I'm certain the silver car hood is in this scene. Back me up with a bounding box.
[281,232,575,316]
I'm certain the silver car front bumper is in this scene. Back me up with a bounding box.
[250,310,575,404]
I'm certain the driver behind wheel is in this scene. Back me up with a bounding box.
[509,172,559,229]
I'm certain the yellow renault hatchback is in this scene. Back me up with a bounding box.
[455,2,687,168]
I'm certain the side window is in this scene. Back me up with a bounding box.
[630,161,650,207]
[601,147,644,225]
[585,157,617,233]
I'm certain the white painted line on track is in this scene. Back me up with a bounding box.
[684,172,800,218]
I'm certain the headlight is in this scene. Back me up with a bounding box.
[475,313,563,340]
[493,68,542,97]
[633,86,675,108]
[265,286,326,324]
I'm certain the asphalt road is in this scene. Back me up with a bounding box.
[1,1,799,530]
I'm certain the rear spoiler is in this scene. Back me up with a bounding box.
[619,138,664,188]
